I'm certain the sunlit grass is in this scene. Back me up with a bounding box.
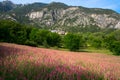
[80,47,113,55]
[49,46,113,55]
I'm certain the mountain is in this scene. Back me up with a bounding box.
[0,0,17,12]
[0,1,120,32]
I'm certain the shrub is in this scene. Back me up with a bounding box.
[90,37,102,48]
[109,41,120,55]
[0,20,28,44]
[63,33,82,51]
[43,40,49,48]
[87,32,106,48]
[30,29,50,45]
[46,32,62,47]
[10,26,27,44]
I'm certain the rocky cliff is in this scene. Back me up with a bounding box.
[0,1,120,31]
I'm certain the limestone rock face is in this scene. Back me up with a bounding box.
[26,6,120,28]
[115,21,120,29]
[0,1,120,29]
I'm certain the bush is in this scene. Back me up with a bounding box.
[29,29,62,47]
[0,20,28,44]
[90,37,102,48]
[43,40,49,48]
[63,33,82,51]
[87,32,106,48]
[105,30,120,55]
[109,41,120,55]
[30,29,50,45]
[46,32,62,47]
[10,26,27,44]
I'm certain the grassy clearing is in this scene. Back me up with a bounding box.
[38,45,113,55]
[79,47,113,55]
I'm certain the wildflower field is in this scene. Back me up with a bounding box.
[0,43,120,80]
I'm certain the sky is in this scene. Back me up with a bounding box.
[0,0,120,13]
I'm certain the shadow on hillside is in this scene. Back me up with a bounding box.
[69,49,90,52]
[78,49,90,52]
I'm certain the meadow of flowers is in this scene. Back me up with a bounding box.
[0,43,120,80]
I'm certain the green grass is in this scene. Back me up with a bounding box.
[50,46,113,55]
[37,45,113,55]
[49,46,113,55]
[79,47,113,55]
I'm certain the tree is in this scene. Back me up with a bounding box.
[105,30,120,55]
[46,32,61,47]
[109,41,120,55]
[9,23,27,44]
[63,33,83,51]
[0,20,27,44]
[30,29,50,46]
[0,20,11,42]
[29,28,39,43]
[87,32,105,48]
[112,30,120,41]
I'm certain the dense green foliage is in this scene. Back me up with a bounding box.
[109,41,120,55]
[0,20,62,48]
[0,20,28,44]
[46,32,62,47]
[0,20,120,55]
[63,33,83,51]
[105,30,120,55]
[87,32,106,48]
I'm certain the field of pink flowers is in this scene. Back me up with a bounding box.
[0,43,120,80]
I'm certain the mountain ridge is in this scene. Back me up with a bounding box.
[0,1,120,32]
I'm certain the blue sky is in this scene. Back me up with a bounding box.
[1,0,120,13]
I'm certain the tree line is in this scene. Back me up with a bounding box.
[0,20,120,55]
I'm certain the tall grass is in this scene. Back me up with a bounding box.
[0,43,120,80]
[0,55,104,80]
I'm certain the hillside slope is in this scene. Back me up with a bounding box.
[0,1,120,32]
